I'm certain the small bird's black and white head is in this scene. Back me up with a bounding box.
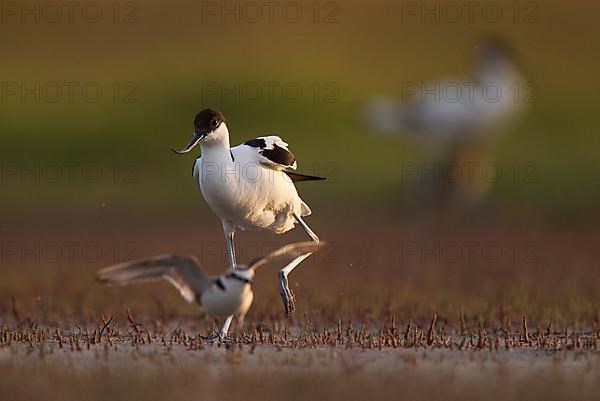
[172,108,227,154]
[224,266,255,284]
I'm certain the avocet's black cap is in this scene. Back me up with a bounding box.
[172,108,226,155]
[194,108,225,135]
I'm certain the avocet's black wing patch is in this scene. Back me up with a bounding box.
[244,138,266,148]
[285,171,326,182]
[243,136,297,170]
[262,144,295,168]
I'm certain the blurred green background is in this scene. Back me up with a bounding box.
[1,0,598,219]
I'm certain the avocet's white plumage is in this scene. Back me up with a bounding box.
[96,241,324,340]
[173,109,323,315]
[192,129,310,234]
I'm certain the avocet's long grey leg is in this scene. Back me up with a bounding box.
[278,253,312,315]
[278,213,320,315]
[294,213,320,243]
[222,221,237,269]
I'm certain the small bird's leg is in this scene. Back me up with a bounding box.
[219,315,233,340]
[223,221,237,269]
[203,315,233,343]
[278,213,320,315]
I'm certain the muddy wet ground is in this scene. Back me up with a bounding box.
[2,215,599,400]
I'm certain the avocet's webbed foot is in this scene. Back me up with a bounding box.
[279,271,296,316]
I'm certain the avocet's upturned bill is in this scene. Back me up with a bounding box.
[97,241,325,340]
[172,109,324,315]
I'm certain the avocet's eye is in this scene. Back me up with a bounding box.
[211,118,219,128]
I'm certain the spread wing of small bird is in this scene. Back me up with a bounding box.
[248,241,326,271]
[96,254,209,303]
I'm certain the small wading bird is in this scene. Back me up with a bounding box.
[172,108,324,315]
[96,241,324,340]
[364,37,526,209]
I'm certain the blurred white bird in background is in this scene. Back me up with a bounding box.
[364,37,529,211]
